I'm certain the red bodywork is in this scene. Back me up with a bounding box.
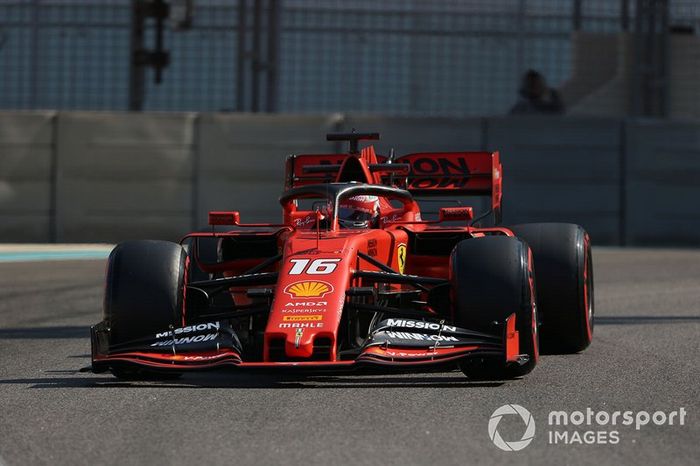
[91,137,524,373]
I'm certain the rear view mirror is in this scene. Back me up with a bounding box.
[208,211,240,226]
[438,207,473,222]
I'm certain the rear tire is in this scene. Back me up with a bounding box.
[104,240,188,379]
[450,236,539,379]
[508,223,593,353]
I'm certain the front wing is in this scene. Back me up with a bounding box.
[90,315,523,373]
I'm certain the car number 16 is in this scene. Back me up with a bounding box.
[289,258,341,275]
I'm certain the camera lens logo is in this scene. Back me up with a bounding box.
[488,404,536,451]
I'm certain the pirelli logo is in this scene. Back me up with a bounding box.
[282,315,323,322]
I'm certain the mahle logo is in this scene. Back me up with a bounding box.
[488,404,536,451]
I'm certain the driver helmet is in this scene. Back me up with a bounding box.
[338,195,380,229]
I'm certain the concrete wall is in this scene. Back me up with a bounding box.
[55,112,196,242]
[196,113,340,226]
[342,115,483,154]
[0,112,55,242]
[486,116,622,244]
[1,111,699,245]
[625,120,700,245]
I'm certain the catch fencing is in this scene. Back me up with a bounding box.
[3,1,700,117]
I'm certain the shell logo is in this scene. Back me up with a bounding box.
[284,281,333,298]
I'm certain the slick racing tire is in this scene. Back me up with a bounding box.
[450,236,539,379]
[507,223,593,354]
[104,240,188,380]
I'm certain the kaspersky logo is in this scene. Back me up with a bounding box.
[284,281,333,298]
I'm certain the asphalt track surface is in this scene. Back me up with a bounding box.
[0,248,698,466]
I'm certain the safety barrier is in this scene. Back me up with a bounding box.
[0,111,698,245]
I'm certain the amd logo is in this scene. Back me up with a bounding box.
[285,301,327,307]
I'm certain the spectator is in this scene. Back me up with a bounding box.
[509,69,565,114]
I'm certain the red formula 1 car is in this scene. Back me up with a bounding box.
[90,132,593,380]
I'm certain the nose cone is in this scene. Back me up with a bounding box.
[264,232,365,361]
[267,277,346,360]
[285,327,315,358]
[265,247,353,361]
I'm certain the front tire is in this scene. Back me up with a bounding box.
[103,240,188,379]
[450,236,539,379]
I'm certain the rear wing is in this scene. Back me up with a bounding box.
[395,151,500,196]
[285,150,502,224]
[395,151,502,224]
